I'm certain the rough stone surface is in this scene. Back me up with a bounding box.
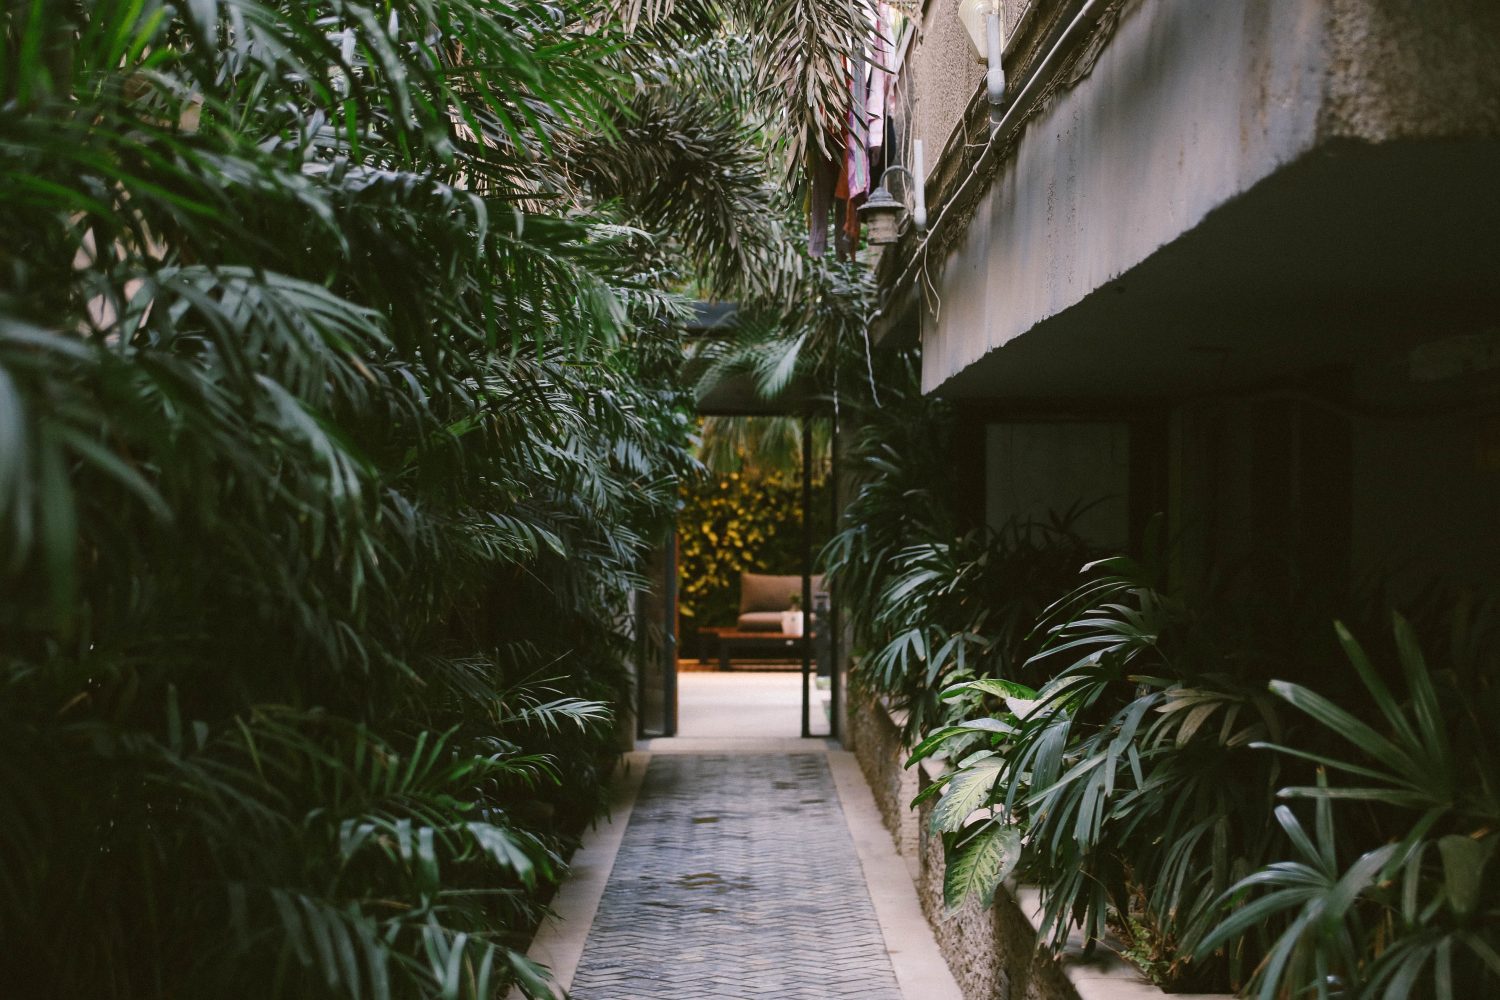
[1324,0,1500,141]
[910,0,986,177]
[851,697,1083,1000]
[568,753,904,999]
[915,775,1080,1000]
[909,0,1039,169]
[848,694,919,864]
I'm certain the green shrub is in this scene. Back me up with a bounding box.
[1199,608,1500,1000]
[0,2,696,996]
[915,558,1500,996]
[823,354,1100,738]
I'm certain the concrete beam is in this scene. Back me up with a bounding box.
[917,0,1500,399]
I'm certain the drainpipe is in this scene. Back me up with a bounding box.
[959,0,1008,121]
[986,9,1006,111]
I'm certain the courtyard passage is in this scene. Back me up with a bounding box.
[516,675,961,1000]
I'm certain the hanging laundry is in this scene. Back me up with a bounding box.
[808,139,841,259]
[867,3,896,169]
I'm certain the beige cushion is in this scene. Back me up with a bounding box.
[736,611,786,632]
[738,572,826,614]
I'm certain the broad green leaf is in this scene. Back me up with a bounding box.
[1438,833,1496,918]
[943,822,1022,909]
[906,717,1014,766]
[939,677,1038,702]
[931,755,1005,834]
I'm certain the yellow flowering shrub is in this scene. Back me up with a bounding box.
[677,466,829,648]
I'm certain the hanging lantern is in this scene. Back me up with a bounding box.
[858,185,905,246]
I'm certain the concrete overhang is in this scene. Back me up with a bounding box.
[932,137,1500,404]
[910,0,1500,403]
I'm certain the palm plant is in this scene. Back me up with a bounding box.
[914,543,1500,995]
[908,560,1290,989]
[1,0,870,996]
[697,415,831,475]
[1199,611,1500,999]
[822,356,1101,738]
[616,0,866,180]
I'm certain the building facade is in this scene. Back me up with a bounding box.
[871,0,1500,597]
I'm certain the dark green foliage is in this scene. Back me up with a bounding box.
[917,554,1500,996]
[1199,609,1500,1000]
[0,1,706,996]
[941,561,1293,989]
[821,355,1099,740]
[617,0,863,180]
[0,0,876,991]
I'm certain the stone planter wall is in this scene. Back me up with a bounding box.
[848,694,1227,1000]
[848,689,920,866]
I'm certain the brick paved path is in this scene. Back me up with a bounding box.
[567,753,904,999]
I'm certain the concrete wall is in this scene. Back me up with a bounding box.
[850,696,1083,1000]
[917,0,1500,394]
[1323,0,1500,142]
[848,696,1218,1000]
[848,692,921,865]
[922,0,1330,392]
[908,0,986,183]
[904,0,1039,185]
[913,781,1084,1000]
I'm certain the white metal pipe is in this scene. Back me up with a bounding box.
[986,11,1006,107]
[912,139,928,231]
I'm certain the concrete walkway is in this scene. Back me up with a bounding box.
[675,670,830,739]
[516,675,962,1000]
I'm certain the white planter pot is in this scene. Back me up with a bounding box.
[781,610,804,637]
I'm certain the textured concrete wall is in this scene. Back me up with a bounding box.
[921,0,1331,392]
[850,697,1083,1000]
[1324,0,1500,141]
[907,0,1036,184]
[915,793,1081,1000]
[849,693,921,864]
[910,2,986,182]
[917,0,1500,393]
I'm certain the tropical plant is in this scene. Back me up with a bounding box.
[0,0,871,995]
[908,559,1292,990]
[697,414,832,475]
[916,546,1500,995]
[686,250,876,407]
[1199,611,1500,999]
[822,356,1101,738]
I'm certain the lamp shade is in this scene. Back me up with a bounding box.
[858,186,904,245]
[957,0,1002,59]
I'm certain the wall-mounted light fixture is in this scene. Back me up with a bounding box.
[859,185,905,248]
[858,140,928,269]
[957,0,1006,112]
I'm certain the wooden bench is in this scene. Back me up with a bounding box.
[699,626,811,671]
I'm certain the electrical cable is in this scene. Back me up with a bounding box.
[869,0,1111,326]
